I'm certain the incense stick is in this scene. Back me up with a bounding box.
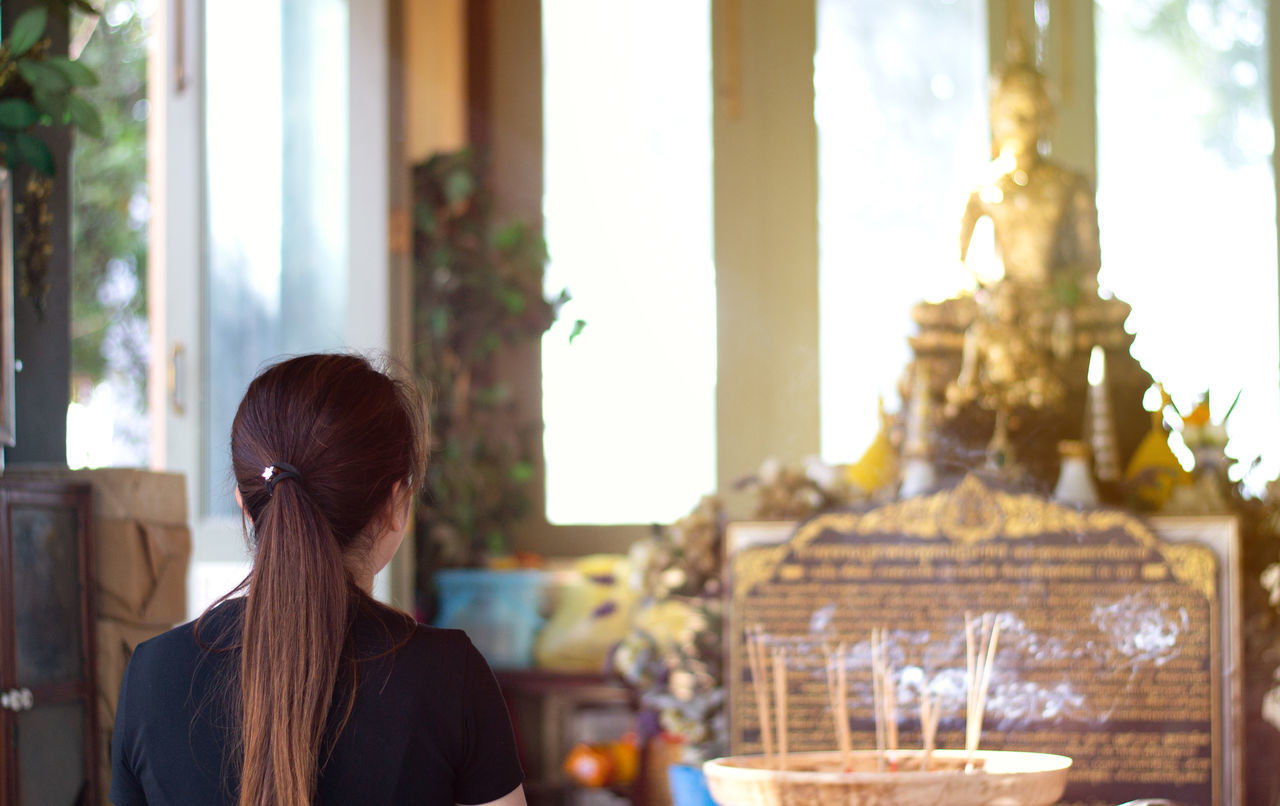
[837,641,851,770]
[972,618,1001,756]
[823,643,839,760]
[747,625,775,762]
[871,629,886,771]
[964,613,979,763]
[964,611,976,743]
[823,641,853,771]
[919,681,940,771]
[772,647,788,770]
[885,652,898,753]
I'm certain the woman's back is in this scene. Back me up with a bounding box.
[112,597,522,806]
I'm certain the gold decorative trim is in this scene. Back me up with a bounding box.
[732,474,1216,599]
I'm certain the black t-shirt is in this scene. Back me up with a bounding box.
[110,597,524,806]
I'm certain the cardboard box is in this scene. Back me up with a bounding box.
[96,519,191,625]
[7,466,188,524]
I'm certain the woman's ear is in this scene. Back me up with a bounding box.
[235,486,246,514]
[366,481,413,546]
[360,482,414,589]
[387,481,412,534]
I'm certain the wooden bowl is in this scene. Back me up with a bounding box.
[703,749,1071,806]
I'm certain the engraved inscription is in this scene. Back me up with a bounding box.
[727,485,1220,806]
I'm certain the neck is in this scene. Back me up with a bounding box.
[354,568,375,596]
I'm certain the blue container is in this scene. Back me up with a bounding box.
[433,569,545,668]
[668,764,717,806]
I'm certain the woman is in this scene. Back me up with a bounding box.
[111,354,526,806]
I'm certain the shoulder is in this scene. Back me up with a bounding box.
[122,600,243,704]
[406,622,472,651]
[384,620,481,676]
[349,602,483,684]
[342,613,493,738]
[128,619,202,673]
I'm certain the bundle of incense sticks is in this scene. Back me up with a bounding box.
[866,615,998,774]
[964,612,1001,768]
[746,626,790,769]
[870,628,898,771]
[823,642,853,770]
[752,615,1002,775]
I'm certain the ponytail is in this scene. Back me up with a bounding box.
[238,482,350,806]
[222,354,428,806]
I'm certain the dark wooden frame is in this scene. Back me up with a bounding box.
[0,480,97,806]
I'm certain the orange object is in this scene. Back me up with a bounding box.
[1183,396,1211,427]
[563,743,613,788]
[514,551,544,568]
[487,552,544,570]
[606,732,639,785]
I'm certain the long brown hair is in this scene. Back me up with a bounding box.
[227,353,427,806]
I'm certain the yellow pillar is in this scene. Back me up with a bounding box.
[713,0,821,514]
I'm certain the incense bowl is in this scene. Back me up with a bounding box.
[703,749,1071,806]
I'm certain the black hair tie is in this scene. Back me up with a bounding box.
[261,462,302,495]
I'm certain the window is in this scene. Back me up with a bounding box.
[203,0,350,515]
[1096,0,1278,487]
[150,0,392,614]
[816,0,990,462]
[67,3,151,469]
[541,0,716,524]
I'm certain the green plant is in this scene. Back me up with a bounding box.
[0,4,102,175]
[610,496,728,764]
[410,148,567,570]
[0,2,104,315]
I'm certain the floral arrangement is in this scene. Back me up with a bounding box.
[610,496,726,763]
[609,459,849,763]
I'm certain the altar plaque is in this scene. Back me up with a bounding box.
[726,475,1242,806]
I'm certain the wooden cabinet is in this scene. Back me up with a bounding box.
[0,480,97,806]
[497,669,640,806]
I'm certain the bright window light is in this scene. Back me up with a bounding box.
[816,0,990,462]
[541,0,716,524]
[204,0,349,516]
[1096,0,1278,490]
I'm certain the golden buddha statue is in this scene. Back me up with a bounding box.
[959,37,1100,300]
[901,32,1152,498]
